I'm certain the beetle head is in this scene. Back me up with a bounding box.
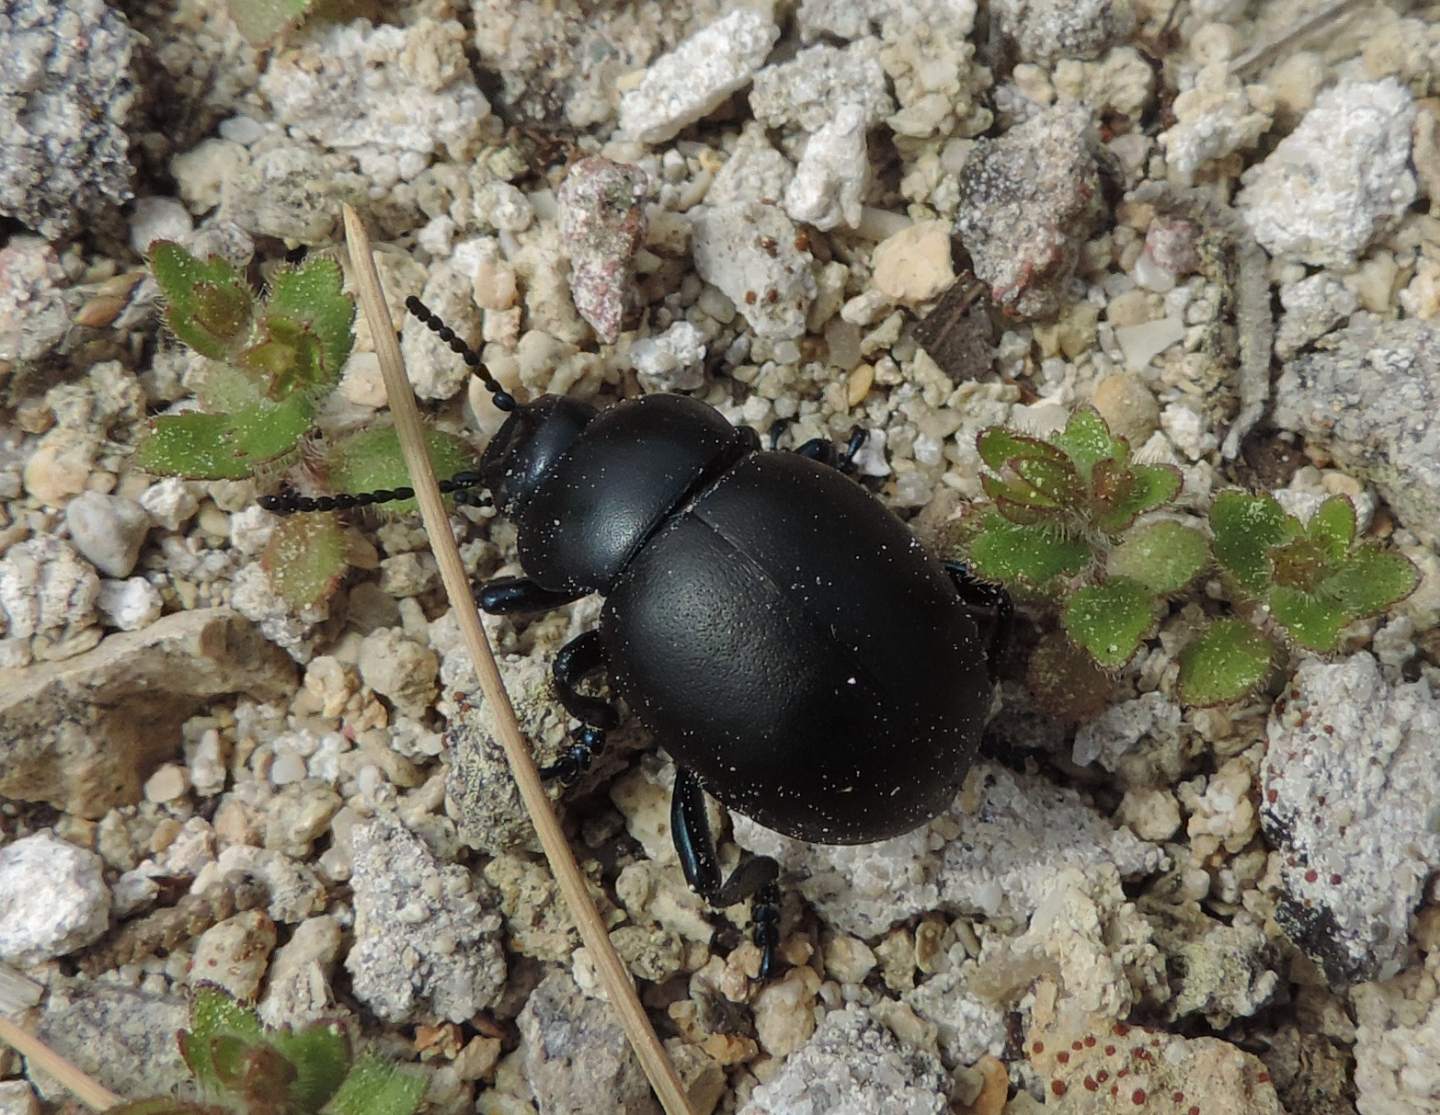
[480,394,598,514]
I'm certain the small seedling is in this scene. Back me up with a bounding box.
[109,985,425,1115]
[959,408,1420,713]
[137,241,474,608]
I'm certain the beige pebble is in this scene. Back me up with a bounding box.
[846,363,874,407]
[143,763,191,803]
[23,436,94,506]
[1091,372,1161,446]
[472,257,518,310]
[1105,287,1154,328]
[189,908,277,1001]
[870,220,956,306]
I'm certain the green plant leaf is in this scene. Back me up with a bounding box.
[1321,546,1420,620]
[981,471,1062,512]
[967,513,1092,590]
[1270,585,1348,651]
[180,985,265,1097]
[325,426,475,514]
[1209,490,1301,595]
[976,427,1068,472]
[136,394,313,480]
[1025,636,1113,722]
[262,257,356,395]
[1050,407,1127,480]
[271,1021,353,1111]
[323,1054,427,1115]
[262,512,349,609]
[150,241,256,360]
[1306,495,1356,559]
[1177,619,1275,706]
[1093,463,1182,533]
[1061,577,1157,668]
[1107,521,1209,594]
[1012,454,1083,506]
[226,0,315,45]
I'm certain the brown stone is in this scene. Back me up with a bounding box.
[0,608,294,818]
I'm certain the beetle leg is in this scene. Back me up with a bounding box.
[552,630,620,730]
[478,575,586,615]
[671,768,782,978]
[788,426,869,474]
[944,561,1013,681]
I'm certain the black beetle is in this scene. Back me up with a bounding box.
[264,296,1011,978]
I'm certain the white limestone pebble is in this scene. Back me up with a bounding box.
[750,40,894,133]
[139,477,199,531]
[64,491,149,577]
[96,576,163,631]
[784,104,871,231]
[619,9,780,144]
[0,832,111,966]
[630,320,707,392]
[1237,79,1416,268]
[126,196,193,256]
[0,536,99,639]
[1261,653,1440,984]
[692,201,816,340]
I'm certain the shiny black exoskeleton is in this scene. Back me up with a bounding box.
[264,297,1011,979]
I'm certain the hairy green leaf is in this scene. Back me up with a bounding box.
[981,471,1062,512]
[323,1054,427,1115]
[263,512,349,609]
[1051,407,1127,479]
[1062,577,1157,669]
[1270,585,1348,651]
[263,257,355,393]
[976,427,1067,473]
[1026,636,1113,722]
[1321,546,1420,619]
[1306,494,1357,559]
[1209,490,1300,595]
[1177,619,1275,706]
[1107,521,1209,594]
[149,241,255,360]
[1012,454,1083,506]
[271,1020,352,1111]
[1093,463,1182,533]
[180,985,265,1097]
[967,514,1091,590]
[137,394,313,480]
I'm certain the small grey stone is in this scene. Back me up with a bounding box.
[691,201,816,340]
[1261,654,1440,984]
[1272,315,1440,549]
[954,103,1105,319]
[618,9,779,143]
[749,40,894,132]
[991,0,1135,64]
[0,1080,40,1115]
[345,813,506,1022]
[739,1004,949,1115]
[0,0,139,239]
[518,970,662,1115]
[0,832,110,966]
[29,982,191,1103]
[64,491,150,578]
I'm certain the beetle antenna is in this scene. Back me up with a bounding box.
[259,471,492,515]
[405,296,517,412]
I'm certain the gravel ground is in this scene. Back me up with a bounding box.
[3,1,1440,1113]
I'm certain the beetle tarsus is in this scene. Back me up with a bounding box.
[752,883,780,980]
[539,725,606,784]
[478,575,587,615]
[672,768,785,979]
[945,561,1013,680]
[782,425,870,475]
